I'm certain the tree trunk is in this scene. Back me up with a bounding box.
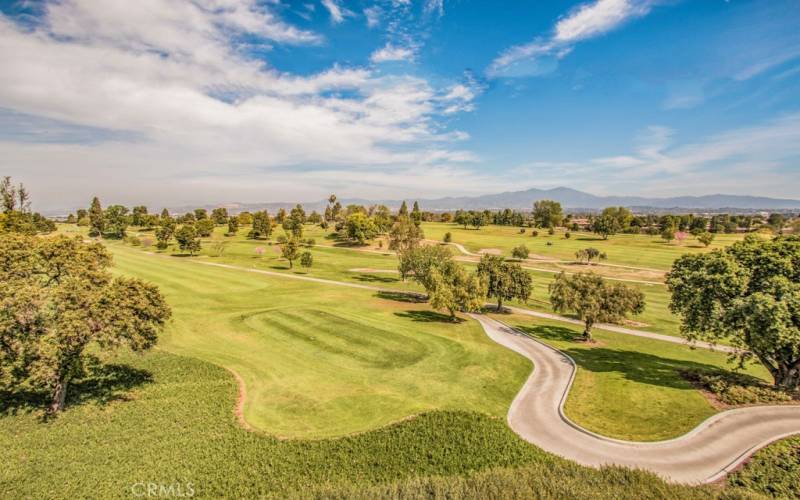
[774,361,800,390]
[582,320,593,341]
[49,377,69,413]
[496,297,503,312]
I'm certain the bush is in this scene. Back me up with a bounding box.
[682,370,797,406]
[519,228,525,234]
[729,436,800,498]
[548,228,555,236]
[511,245,529,260]
[531,231,539,237]
[564,232,571,239]
[300,251,313,268]
[443,232,452,243]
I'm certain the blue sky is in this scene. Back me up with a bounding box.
[0,0,798,210]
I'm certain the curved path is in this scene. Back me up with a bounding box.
[470,315,800,484]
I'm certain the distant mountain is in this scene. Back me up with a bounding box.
[156,187,800,216]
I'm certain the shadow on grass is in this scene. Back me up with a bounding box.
[396,310,464,323]
[575,237,606,241]
[375,291,427,303]
[515,324,722,390]
[353,274,399,283]
[0,361,153,418]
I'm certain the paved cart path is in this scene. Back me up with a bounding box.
[470,315,800,484]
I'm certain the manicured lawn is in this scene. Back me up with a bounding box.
[109,244,530,438]
[493,312,770,441]
[421,222,744,271]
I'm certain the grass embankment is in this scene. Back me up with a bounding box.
[0,350,773,499]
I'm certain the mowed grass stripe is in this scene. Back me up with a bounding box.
[109,243,531,439]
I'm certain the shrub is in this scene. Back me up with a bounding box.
[548,228,555,236]
[300,251,313,268]
[564,232,571,239]
[511,245,529,260]
[531,231,539,237]
[519,228,525,234]
[729,436,800,498]
[443,232,452,243]
[682,370,797,406]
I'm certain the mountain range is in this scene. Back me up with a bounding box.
[180,187,800,215]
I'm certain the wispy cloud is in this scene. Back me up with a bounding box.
[364,6,381,28]
[424,0,444,18]
[509,114,800,197]
[488,0,659,78]
[370,43,414,63]
[321,0,349,24]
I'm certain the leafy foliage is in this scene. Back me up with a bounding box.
[0,234,170,412]
[549,272,645,340]
[477,255,532,310]
[666,235,800,388]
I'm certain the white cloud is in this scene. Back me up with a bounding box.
[321,0,348,24]
[488,0,658,78]
[364,6,381,28]
[0,1,480,209]
[370,43,415,63]
[424,0,444,17]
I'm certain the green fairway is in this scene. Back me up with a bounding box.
[493,312,770,441]
[421,222,744,270]
[110,244,530,438]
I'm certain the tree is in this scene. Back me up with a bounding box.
[249,210,272,240]
[275,208,287,224]
[427,261,487,320]
[211,207,228,225]
[174,225,201,255]
[280,237,300,268]
[549,272,645,341]
[398,201,408,216]
[371,205,392,232]
[470,211,487,230]
[88,197,104,237]
[132,206,148,226]
[76,209,88,221]
[411,201,422,226]
[283,204,306,238]
[195,218,215,237]
[398,244,453,287]
[666,236,800,389]
[237,211,253,226]
[66,214,76,224]
[511,245,530,260]
[388,215,424,253]
[0,176,15,212]
[300,251,313,269]
[575,247,607,264]
[533,200,563,229]
[160,208,170,222]
[443,232,452,243]
[194,208,208,220]
[227,217,239,236]
[345,212,377,244]
[592,207,632,239]
[103,205,129,239]
[661,228,676,244]
[308,211,322,225]
[477,255,532,311]
[0,234,170,412]
[155,221,174,250]
[697,231,714,247]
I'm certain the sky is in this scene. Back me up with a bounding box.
[0,0,799,211]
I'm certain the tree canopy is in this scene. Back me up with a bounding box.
[477,255,532,311]
[0,234,170,412]
[549,272,645,341]
[532,200,563,229]
[666,235,800,388]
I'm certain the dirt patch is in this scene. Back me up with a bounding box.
[478,248,503,255]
